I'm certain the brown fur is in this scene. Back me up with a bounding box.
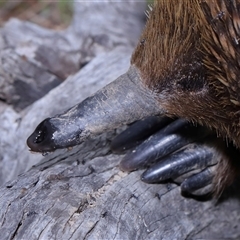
[131,0,240,195]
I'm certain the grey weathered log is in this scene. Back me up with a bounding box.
[0,1,240,239]
[0,1,145,111]
[0,0,145,185]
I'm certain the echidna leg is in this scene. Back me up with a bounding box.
[141,142,218,196]
[111,116,173,153]
[111,118,226,197]
[114,118,210,171]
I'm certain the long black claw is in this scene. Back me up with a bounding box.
[181,167,215,196]
[120,119,209,171]
[141,143,217,183]
[111,116,173,153]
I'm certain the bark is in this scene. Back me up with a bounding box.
[0,1,240,239]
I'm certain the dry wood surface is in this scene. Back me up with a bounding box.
[0,1,240,239]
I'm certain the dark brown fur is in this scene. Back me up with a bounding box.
[131,0,240,195]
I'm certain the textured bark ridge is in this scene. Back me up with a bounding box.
[0,1,240,239]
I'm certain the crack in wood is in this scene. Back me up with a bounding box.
[82,220,100,240]
[113,193,135,240]
[1,202,11,227]
[10,215,23,240]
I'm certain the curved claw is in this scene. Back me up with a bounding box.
[111,116,173,153]
[181,167,215,196]
[141,143,218,183]
[119,119,209,171]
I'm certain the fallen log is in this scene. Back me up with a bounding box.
[0,1,240,239]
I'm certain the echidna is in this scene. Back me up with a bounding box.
[27,0,240,197]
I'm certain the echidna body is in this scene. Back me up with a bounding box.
[133,0,240,145]
[132,0,240,192]
[27,0,240,196]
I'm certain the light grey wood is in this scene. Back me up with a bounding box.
[0,0,145,185]
[0,1,240,239]
[1,137,240,240]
